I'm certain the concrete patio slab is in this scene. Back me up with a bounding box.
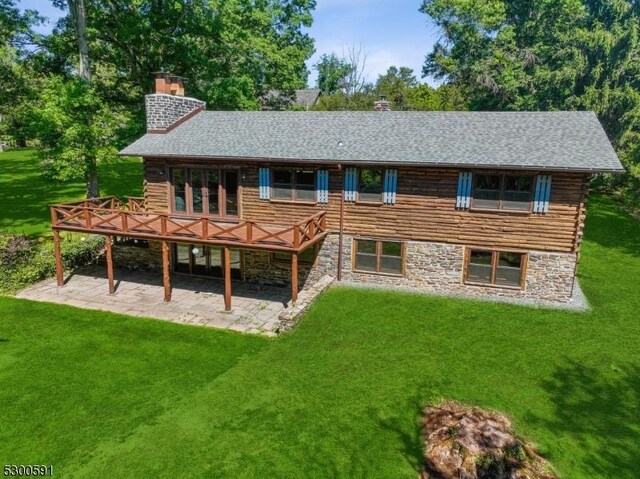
[15,266,305,336]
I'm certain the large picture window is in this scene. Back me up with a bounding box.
[272,169,315,202]
[170,168,239,217]
[353,239,404,275]
[473,174,533,211]
[358,169,384,202]
[465,249,526,288]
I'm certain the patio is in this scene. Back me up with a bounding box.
[16,266,311,336]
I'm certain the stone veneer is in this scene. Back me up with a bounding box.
[145,94,205,131]
[280,234,578,305]
[109,235,578,305]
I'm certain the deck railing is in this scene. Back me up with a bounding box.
[51,196,327,252]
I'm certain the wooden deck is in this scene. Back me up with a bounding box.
[51,197,327,253]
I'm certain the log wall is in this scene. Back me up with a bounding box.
[143,158,590,253]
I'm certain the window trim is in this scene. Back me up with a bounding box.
[463,247,528,290]
[356,168,385,204]
[352,238,405,277]
[470,173,535,213]
[270,168,317,204]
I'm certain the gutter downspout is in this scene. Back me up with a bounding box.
[337,164,345,281]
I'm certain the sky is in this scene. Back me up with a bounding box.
[18,0,439,87]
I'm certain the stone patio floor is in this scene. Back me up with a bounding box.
[16,266,299,336]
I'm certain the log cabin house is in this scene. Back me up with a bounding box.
[50,74,624,310]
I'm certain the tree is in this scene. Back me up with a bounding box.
[66,0,100,196]
[29,76,131,187]
[0,0,43,146]
[48,0,316,112]
[314,53,352,95]
[375,66,418,110]
[420,0,640,194]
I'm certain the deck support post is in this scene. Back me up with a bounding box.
[223,246,232,311]
[53,229,64,286]
[162,241,171,302]
[105,235,115,294]
[291,252,299,303]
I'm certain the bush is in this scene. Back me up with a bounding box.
[0,232,105,294]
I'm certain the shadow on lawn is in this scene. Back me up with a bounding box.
[583,196,640,258]
[0,149,142,236]
[532,358,640,478]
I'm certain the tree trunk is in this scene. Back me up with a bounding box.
[69,0,92,84]
[86,166,100,198]
[69,0,98,198]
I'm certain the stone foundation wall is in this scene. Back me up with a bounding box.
[107,235,578,305]
[265,234,577,304]
[109,241,163,271]
[243,250,314,290]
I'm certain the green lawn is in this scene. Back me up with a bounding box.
[1,168,639,476]
[0,148,142,236]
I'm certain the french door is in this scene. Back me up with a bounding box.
[173,244,242,279]
[171,168,239,218]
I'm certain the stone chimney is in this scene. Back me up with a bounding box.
[146,72,206,133]
[374,95,392,112]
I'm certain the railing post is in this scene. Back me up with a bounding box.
[50,207,58,227]
[293,225,300,249]
[122,211,128,233]
[201,217,208,240]
[161,216,167,236]
[246,221,253,244]
[84,207,91,229]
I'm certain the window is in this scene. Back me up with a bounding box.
[170,168,239,217]
[473,174,533,211]
[358,169,383,202]
[271,247,316,265]
[172,169,187,212]
[354,239,404,275]
[465,249,526,288]
[272,169,316,202]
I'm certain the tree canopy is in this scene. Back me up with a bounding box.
[421,0,640,190]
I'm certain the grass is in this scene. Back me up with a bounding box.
[0,147,639,476]
[0,148,142,236]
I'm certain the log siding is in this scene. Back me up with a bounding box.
[142,158,589,254]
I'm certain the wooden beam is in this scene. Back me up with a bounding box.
[53,229,64,286]
[105,235,115,294]
[291,252,299,303]
[223,246,232,311]
[162,241,171,302]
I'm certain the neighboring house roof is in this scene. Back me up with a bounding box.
[294,89,321,109]
[261,88,321,110]
[119,110,624,173]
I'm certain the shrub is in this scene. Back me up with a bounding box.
[0,232,105,294]
[0,233,32,266]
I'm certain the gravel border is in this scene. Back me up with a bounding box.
[337,278,590,312]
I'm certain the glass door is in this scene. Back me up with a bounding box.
[173,244,242,279]
[223,171,239,217]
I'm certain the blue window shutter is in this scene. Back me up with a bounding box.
[316,170,329,204]
[383,169,398,204]
[259,167,270,200]
[344,168,357,202]
[456,172,473,209]
[534,174,552,213]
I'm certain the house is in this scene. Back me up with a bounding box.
[261,88,322,110]
[49,74,624,311]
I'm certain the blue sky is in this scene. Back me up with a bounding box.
[18,0,438,86]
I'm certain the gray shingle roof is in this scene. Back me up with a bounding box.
[119,110,624,172]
